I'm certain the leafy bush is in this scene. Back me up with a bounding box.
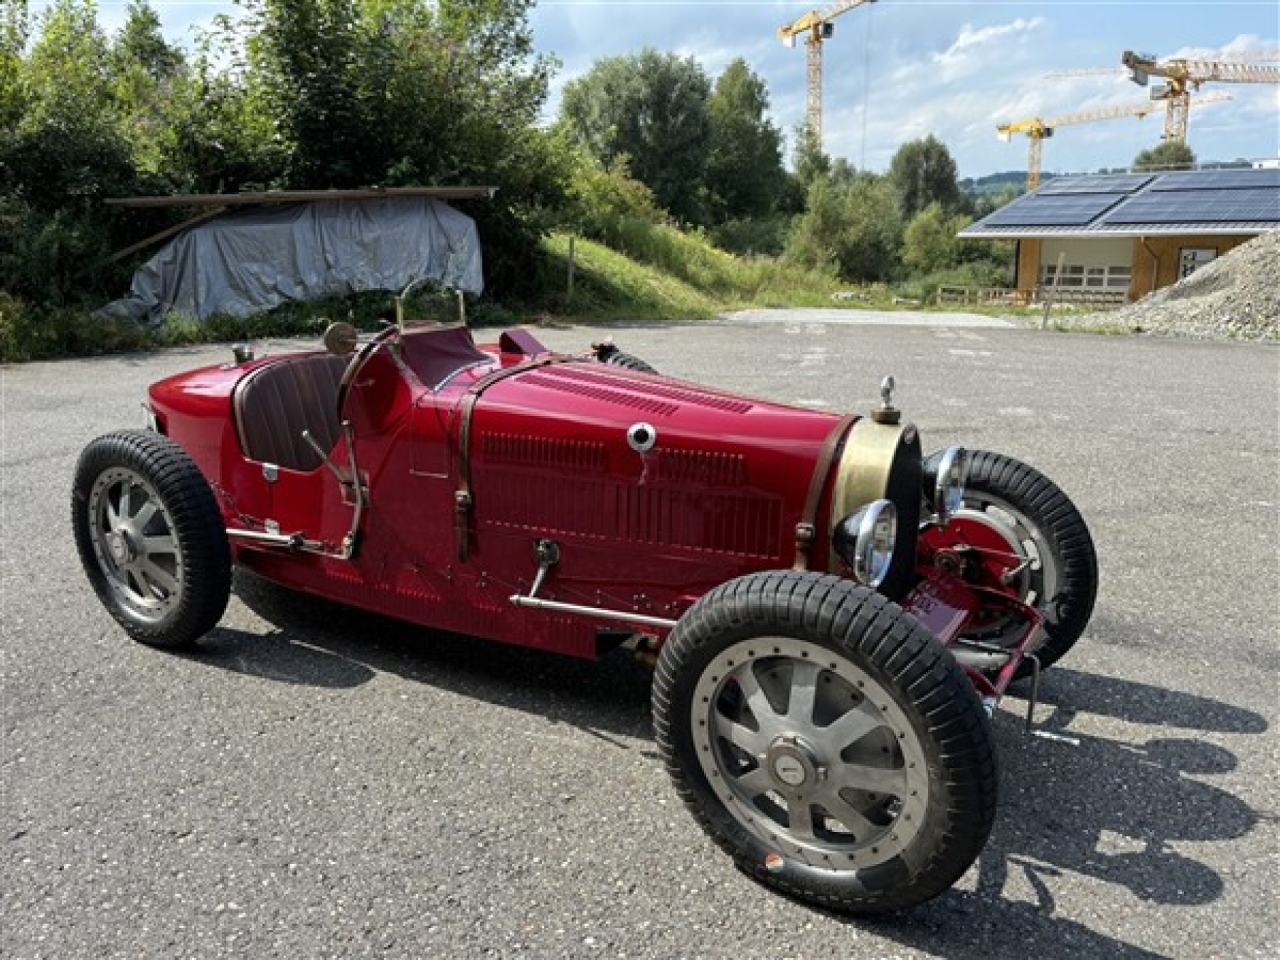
[709,216,790,257]
[559,152,664,243]
[892,261,1014,306]
[902,203,970,275]
[785,175,903,283]
[0,291,152,362]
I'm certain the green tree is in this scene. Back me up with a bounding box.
[887,134,960,219]
[558,49,711,224]
[226,0,560,296]
[112,0,182,79]
[0,0,147,300]
[705,58,785,221]
[109,2,190,180]
[901,202,974,276]
[0,0,26,129]
[972,182,1021,218]
[240,0,373,186]
[792,124,830,188]
[1133,139,1195,171]
[374,0,562,295]
[786,173,902,283]
[557,143,663,244]
[7,0,128,206]
[160,47,282,195]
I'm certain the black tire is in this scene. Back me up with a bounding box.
[72,430,231,649]
[593,342,657,374]
[653,571,998,914]
[926,449,1098,674]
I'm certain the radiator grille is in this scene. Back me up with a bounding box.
[482,433,608,473]
[655,449,748,486]
[477,475,781,559]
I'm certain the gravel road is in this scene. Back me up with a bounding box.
[3,316,1277,959]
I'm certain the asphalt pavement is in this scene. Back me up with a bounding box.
[2,315,1277,959]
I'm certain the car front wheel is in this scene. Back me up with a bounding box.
[72,430,231,649]
[923,449,1098,675]
[652,571,998,914]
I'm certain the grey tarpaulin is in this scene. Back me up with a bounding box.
[100,196,483,324]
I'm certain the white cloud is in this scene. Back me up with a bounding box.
[1163,33,1278,62]
[933,17,1046,72]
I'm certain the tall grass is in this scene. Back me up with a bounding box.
[542,220,846,320]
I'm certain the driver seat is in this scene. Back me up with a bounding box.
[234,354,348,472]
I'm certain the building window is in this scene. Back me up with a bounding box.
[1041,263,1130,289]
[1179,248,1217,279]
[1106,266,1131,289]
[1041,264,1084,287]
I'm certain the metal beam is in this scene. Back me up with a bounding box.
[105,186,498,209]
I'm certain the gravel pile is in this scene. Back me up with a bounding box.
[1051,230,1279,341]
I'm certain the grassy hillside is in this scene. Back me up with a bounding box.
[539,222,848,321]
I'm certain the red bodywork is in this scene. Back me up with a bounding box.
[148,324,1039,698]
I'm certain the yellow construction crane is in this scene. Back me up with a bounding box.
[997,94,1231,190]
[1122,50,1280,140]
[777,0,876,148]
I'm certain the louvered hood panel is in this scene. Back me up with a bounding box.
[467,362,844,563]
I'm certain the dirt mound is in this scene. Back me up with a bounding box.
[1068,231,1279,341]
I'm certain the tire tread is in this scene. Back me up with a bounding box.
[653,571,998,914]
[72,430,230,648]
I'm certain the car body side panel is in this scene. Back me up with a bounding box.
[146,335,854,658]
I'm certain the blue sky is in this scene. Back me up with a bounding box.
[31,0,1280,178]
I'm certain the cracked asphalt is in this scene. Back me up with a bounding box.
[2,315,1277,959]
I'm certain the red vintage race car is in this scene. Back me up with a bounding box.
[72,309,1097,914]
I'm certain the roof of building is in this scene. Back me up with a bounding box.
[958,168,1280,240]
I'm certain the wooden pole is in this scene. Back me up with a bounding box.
[1042,251,1067,329]
[566,236,576,308]
[103,206,227,264]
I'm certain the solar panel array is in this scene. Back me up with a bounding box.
[1151,169,1280,192]
[1107,188,1280,224]
[985,193,1126,227]
[970,169,1280,230]
[1038,174,1152,195]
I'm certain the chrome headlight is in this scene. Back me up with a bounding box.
[925,446,969,524]
[833,499,898,589]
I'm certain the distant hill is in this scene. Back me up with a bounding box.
[960,170,1063,195]
[961,171,1024,193]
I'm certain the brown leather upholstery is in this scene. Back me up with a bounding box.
[234,354,348,472]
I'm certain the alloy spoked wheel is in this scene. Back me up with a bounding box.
[655,571,998,914]
[88,467,185,623]
[693,636,929,872]
[73,431,231,648]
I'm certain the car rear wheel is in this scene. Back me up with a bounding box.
[653,571,997,914]
[924,449,1098,675]
[72,430,230,649]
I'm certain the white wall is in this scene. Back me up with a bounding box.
[1040,237,1132,269]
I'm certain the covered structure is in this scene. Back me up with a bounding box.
[958,168,1280,305]
[100,187,494,324]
